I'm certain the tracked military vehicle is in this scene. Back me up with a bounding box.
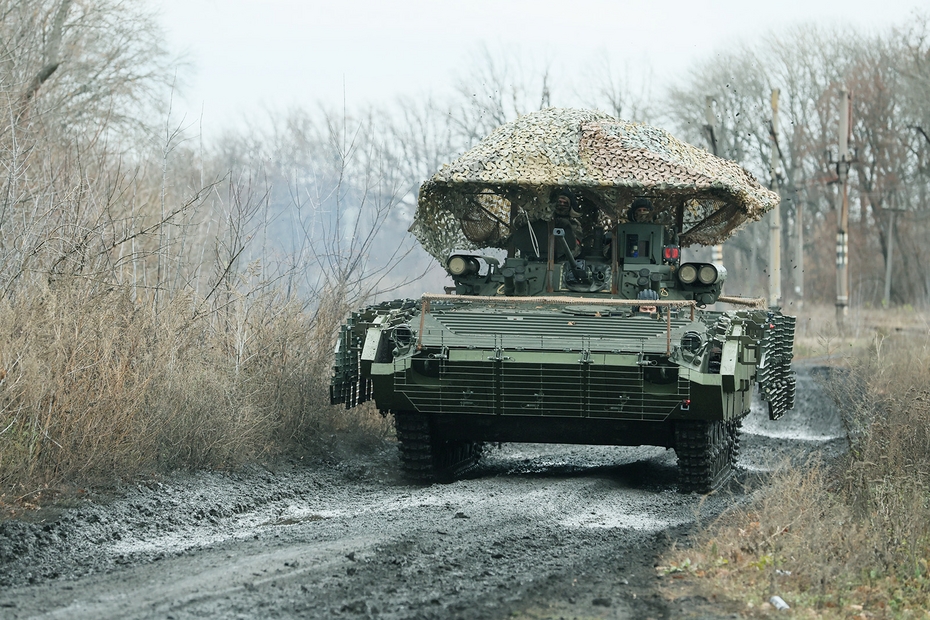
[331,109,795,493]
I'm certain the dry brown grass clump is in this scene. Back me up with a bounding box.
[661,306,930,617]
[0,282,386,513]
[791,304,929,360]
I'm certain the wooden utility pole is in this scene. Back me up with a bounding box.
[835,89,851,328]
[704,97,725,269]
[769,89,782,308]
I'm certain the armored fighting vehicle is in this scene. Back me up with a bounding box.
[331,109,795,492]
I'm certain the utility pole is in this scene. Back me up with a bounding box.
[769,89,782,308]
[835,89,851,328]
[794,187,803,308]
[704,97,725,269]
[793,188,804,309]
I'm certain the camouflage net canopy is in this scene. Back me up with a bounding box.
[412,108,778,263]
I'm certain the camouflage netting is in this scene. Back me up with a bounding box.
[412,108,778,263]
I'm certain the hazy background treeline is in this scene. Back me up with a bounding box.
[1,0,930,499]
[205,13,930,307]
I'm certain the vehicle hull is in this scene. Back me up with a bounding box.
[331,297,794,492]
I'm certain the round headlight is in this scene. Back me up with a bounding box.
[678,263,698,284]
[447,256,469,276]
[698,264,718,284]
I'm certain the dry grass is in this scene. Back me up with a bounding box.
[790,303,929,360]
[0,68,397,516]
[660,304,930,617]
[0,282,387,514]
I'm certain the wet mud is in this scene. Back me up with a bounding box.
[0,363,843,619]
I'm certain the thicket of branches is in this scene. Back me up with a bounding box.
[0,0,403,501]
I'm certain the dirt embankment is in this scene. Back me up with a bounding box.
[0,364,841,619]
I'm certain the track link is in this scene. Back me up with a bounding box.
[727,418,741,466]
[393,411,483,482]
[675,419,740,493]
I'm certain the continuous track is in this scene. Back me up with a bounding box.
[675,419,741,493]
[394,411,483,482]
[398,411,743,493]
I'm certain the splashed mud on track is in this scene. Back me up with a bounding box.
[0,364,841,619]
[743,364,845,442]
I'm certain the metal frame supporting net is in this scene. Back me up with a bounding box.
[412,108,778,263]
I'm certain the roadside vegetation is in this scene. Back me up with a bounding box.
[661,305,930,617]
[2,0,930,529]
[0,0,399,513]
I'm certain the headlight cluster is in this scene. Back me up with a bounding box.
[677,263,726,285]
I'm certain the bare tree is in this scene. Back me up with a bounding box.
[662,22,930,306]
[446,45,557,148]
[582,52,654,123]
[0,0,185,298]
[205,107,430,316]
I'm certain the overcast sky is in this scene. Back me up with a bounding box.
[157,0,926,135]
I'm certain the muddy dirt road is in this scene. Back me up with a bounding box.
[0,364,842,619]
